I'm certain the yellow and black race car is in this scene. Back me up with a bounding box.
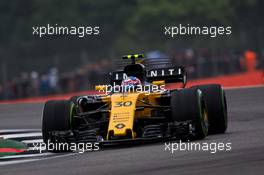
[42,54,227,152]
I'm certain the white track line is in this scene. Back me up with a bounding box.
[1,132,42,139]
[0,153,77,166]
[0,152,53,160]
[0,159,40,166]
[21,139,43,144]
[0,129,40,133]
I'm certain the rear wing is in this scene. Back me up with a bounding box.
[146,67,186,84]
[110,66,187,86]
[109,70,126,85]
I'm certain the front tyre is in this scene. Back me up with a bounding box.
[42,100,74,152]
[193,84,228,134]
[170,88,208,140]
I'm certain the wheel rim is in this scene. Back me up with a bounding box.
[197,90,208,136]
[201,100,209,135]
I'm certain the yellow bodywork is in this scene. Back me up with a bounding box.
[104,92,162,140]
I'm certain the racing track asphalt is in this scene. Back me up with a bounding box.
[0,87,263,175]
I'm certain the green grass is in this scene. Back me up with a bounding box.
[0,139,27,157]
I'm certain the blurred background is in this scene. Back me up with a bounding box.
[0,0,264,100]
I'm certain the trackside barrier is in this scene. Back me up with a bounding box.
[0,71,263,104]
[167,70,264,89]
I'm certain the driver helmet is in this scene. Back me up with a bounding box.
[121,76,142,88]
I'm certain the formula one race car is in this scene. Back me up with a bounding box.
[42,54,228,152]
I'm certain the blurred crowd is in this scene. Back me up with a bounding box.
[0,49,263,100]
[171,48,261,79]
[0,60,112,100]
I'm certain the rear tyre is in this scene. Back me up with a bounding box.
[170,88,208,140]
[42,100,74,152]
[192,84,228,134]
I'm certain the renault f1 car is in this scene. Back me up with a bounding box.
[42,54,228,152]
